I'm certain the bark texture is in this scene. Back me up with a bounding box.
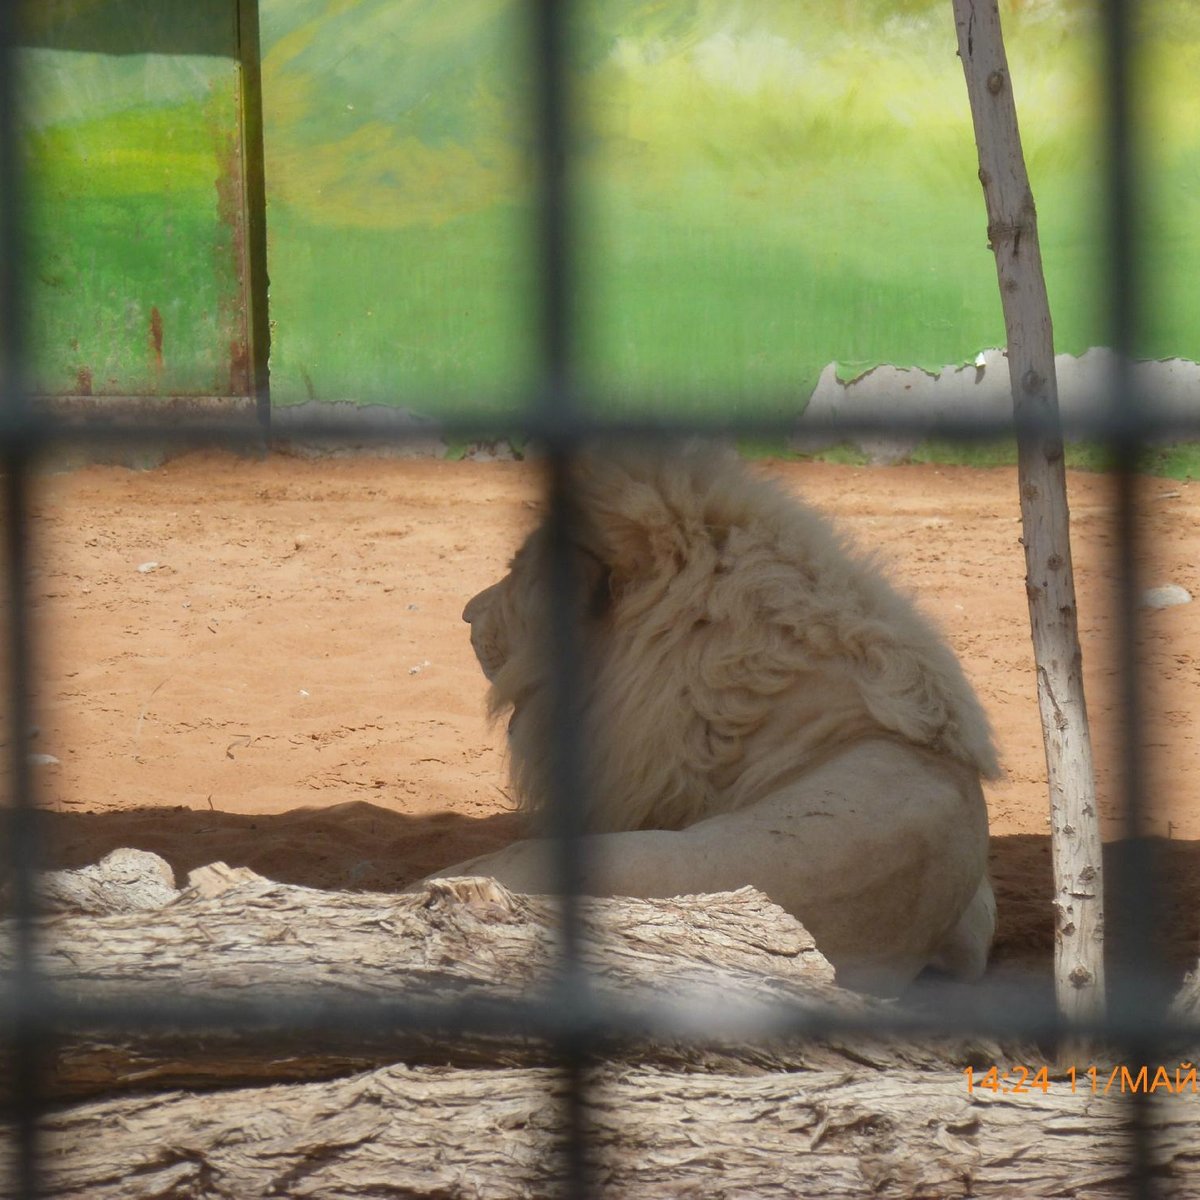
[0,847,179,917]
[3,854,1198,1198]
[7,858,987,1099]
[953,0,1106,1024]
[1172,968,1200,1022]
[8,1060,1199,1200]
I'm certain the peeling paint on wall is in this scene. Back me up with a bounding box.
[796,350,1200,460]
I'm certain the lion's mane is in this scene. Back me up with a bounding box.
[475,446,998,834]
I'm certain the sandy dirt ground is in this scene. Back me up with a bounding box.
[17,451,1200,995]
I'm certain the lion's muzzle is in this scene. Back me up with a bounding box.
[463,581,509,682]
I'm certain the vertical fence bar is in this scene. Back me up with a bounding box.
[530,0,592,1195]
[0,465,41,1200]
[1100,1,1164,1195]
[0,3,45,1198]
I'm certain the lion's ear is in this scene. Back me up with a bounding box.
[588,514,656,589]
[569,452,681,597]
[579,498,673,599]
[566,451,700,600]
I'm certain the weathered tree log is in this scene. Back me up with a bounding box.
[5,855,1198,1197]
[7,1060,1198,1199]
[1172,968,1200,1022]
[0,847,179,917]
[4,858,991,1099]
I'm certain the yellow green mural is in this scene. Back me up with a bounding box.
[256,0,534,410]
[255,0,1200,419]
[17,0,251,398]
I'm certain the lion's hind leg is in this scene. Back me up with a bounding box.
[927,875,996,982]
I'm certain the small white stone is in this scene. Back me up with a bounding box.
[29,753,60,767]
[1141,584,1192,609]
[298,689,310,698]
[137,561,160,573]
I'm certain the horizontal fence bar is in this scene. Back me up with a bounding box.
[0,974,1193,1049]
[0,404,1199,451]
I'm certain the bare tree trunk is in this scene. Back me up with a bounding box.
[952,0,1106,1024]
[9,1060,1198,1200]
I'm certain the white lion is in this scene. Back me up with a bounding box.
[432,446,998,996]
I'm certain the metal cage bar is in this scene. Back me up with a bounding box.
[530,0,595,1191]
[0,0,1196,1197]
[1,2,47,1197]
[1099,2,1170,1194]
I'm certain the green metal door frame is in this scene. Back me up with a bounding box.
[237,0,271,432]
[18,0,270,432]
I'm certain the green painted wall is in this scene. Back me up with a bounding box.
[16,0,250,398]
[257,0,1200,421]
[15,2,1199,417]
[256,0,535,411]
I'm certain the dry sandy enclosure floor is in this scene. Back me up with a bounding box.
[18,451,1200,993]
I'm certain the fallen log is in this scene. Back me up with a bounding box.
[4,854,1198,1196]
[3,856,988,1098]
[8,1059,1199,1200]
[0,847,179,917]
